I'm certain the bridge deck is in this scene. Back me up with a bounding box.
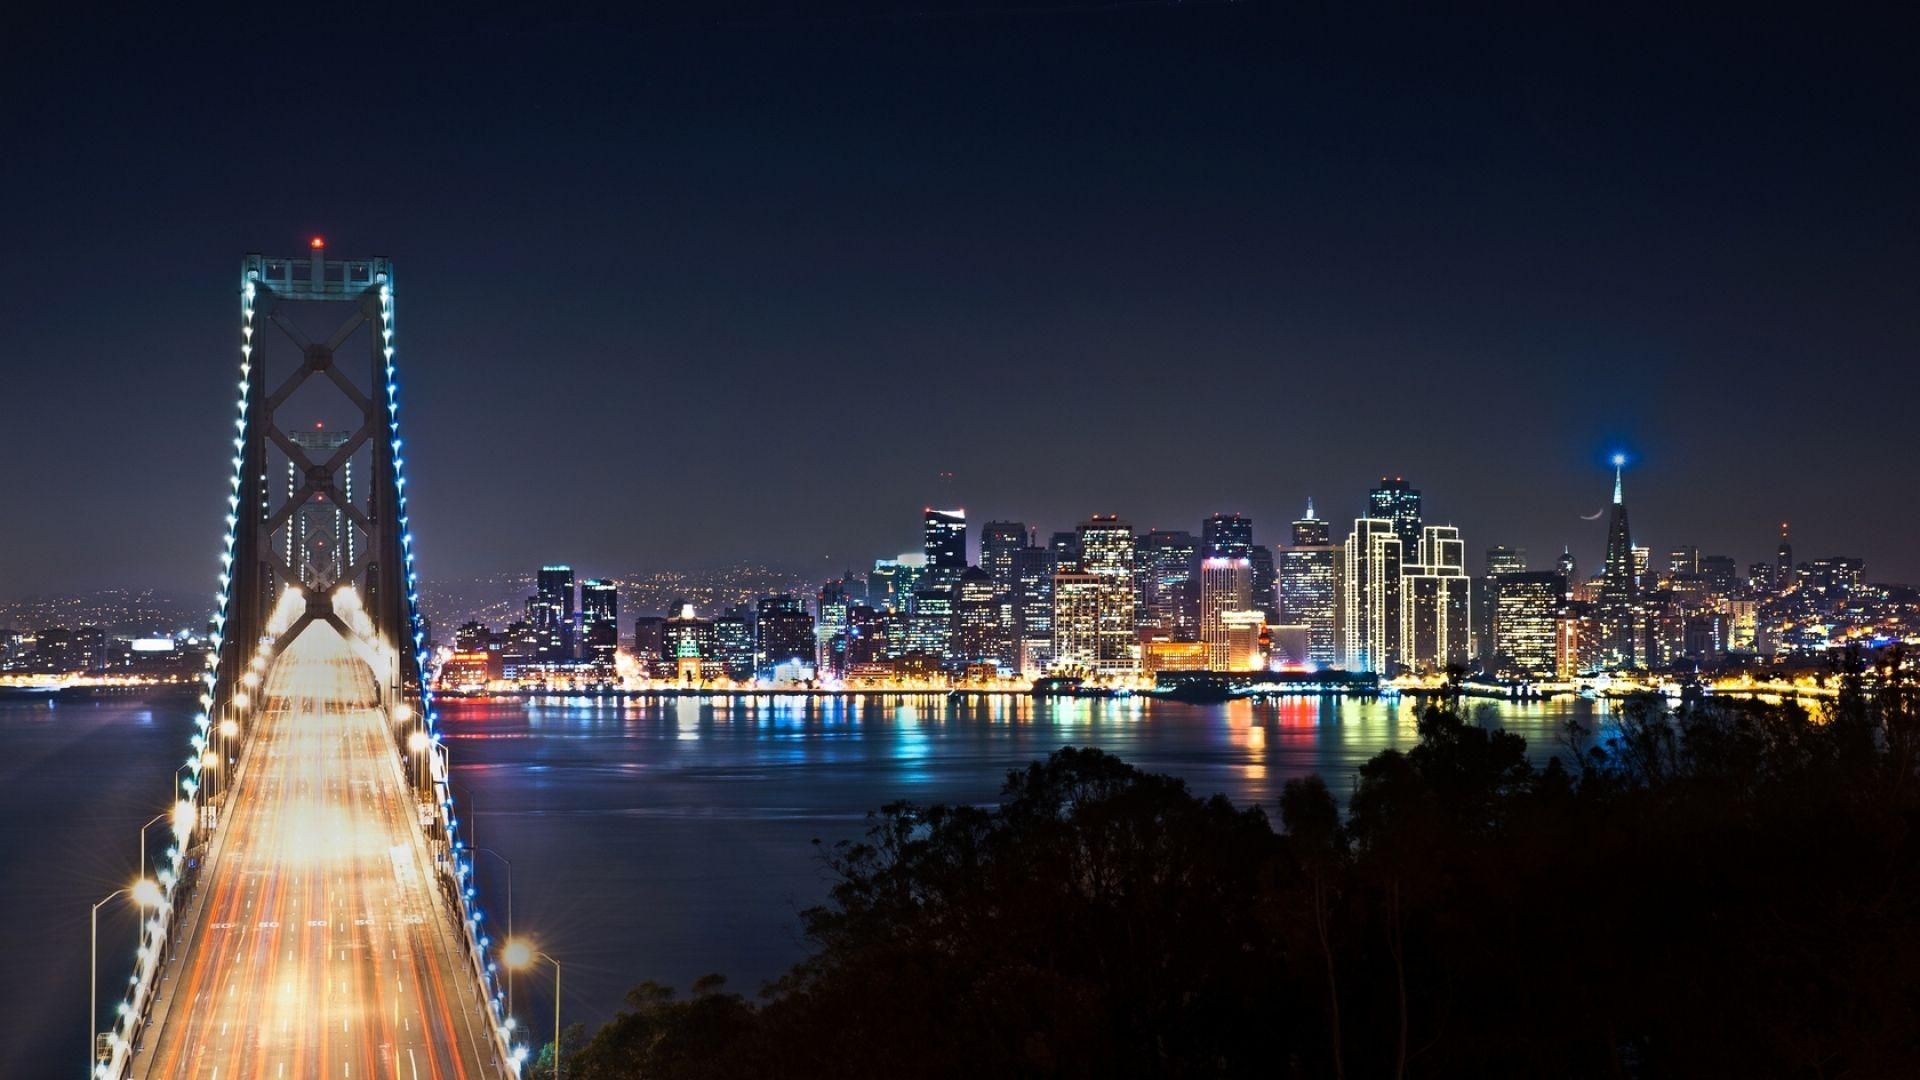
[131,626,499,1079]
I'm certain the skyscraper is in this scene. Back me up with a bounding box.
[1048,530,1083,574]
[1077,516,1139,675]
[1249,545,1278,621]
[1368,477,1423,553]
[923,507,967,592]
[1342,518,1403,672]
[1493,572,1564,677]
[580,578,618,668]
[1201,513,1254,559]
[1278,500,1339,666]
[949,566,1007,672]
[1291,502,1331,547]
[1486,546,1527,577]
[1050,572,1105,674]
[528,565,576,663]
[979,521,1028,595]
[755,594,815,679]
[1199,556,1252,670]
[1011,544,1054,671]
[1596,455,1640,667]
[1140,530,1199,639]
[1401,525,1471,672]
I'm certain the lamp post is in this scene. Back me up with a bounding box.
[407,727,429,795]
[474,848,514,1015]
[137,812,166,880]
[503,941,560,1080]
[91,880,163,1072]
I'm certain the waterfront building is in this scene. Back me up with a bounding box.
[923,507,967,590]
[950,567,1008,671]
[581,578,618,668]
[1199,556,1252,671]
[1596,457,1642,667]
[1341,518,1403,673]
[755,595,815,679]
[664,603,716,681]
[1279,500,1339,667]
[528,564,576,662]
[1011,544,1054,670]
[1401,525,1472,673]
[1077,516,1140,675]
[1140,529,1199,639]
[1492,572,1563,677]
[1050,572,1105,673]
[713,611,754,680]
[1221,609,1266,672]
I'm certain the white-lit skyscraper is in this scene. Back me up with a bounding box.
[1199,556,1252,671]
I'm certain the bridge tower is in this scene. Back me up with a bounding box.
[218,241,424,731]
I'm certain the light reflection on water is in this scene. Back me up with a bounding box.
[0,690,1615,1076]
[437,692,1612,1029]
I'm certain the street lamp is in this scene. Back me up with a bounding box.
[474,848,513,1014]
[407,727,429,792]
[136,813,166,879]
[503,940,561,1080]
[91,880,163,1071]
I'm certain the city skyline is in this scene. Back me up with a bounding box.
[4,8,1919,597]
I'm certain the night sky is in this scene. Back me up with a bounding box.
[2,5,1915,599]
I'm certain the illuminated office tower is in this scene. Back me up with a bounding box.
[1401,525,1471,672]
[1140,530,1199,638]
[1077,516,1139,675]
[1477,546,1526,665]
[1278,501,1339,666]
[1493,572,1564,677]
[1596,456,1641,667]
[755,595,815,679]
[1632,546,1651,588]
[1342,518,1403,673]
[1368,477,1423,553]
[907,586,955,667]
[950,567,1007,671]
[1556,548,1578,594]
[1202,513,1252,559]
[1050,572,1105,673]
[665,603,717,682]
[713,611,755,680]
[1221,610,1266,672]
[923,507,967,590]
[1667,545,1700,581]
[868,559,901,611]
[528,565,576,663]
[1291,503,1331,546]
[1011,545,1054,671]
[979,521,1028,595]
[816,578,853,676]
[1698,555,1738,598]
[1486,546,1526,576]
[1199,556,1253,670]
[1249,546,1278,621]
[581,578,618,668]
[1047,530,1082,573]
[1777,523,1794,588]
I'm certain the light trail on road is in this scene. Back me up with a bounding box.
[133,624,498,1078]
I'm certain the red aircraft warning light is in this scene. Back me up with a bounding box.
[310,236,326,250]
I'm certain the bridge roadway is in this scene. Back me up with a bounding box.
[131,625,500,1079]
